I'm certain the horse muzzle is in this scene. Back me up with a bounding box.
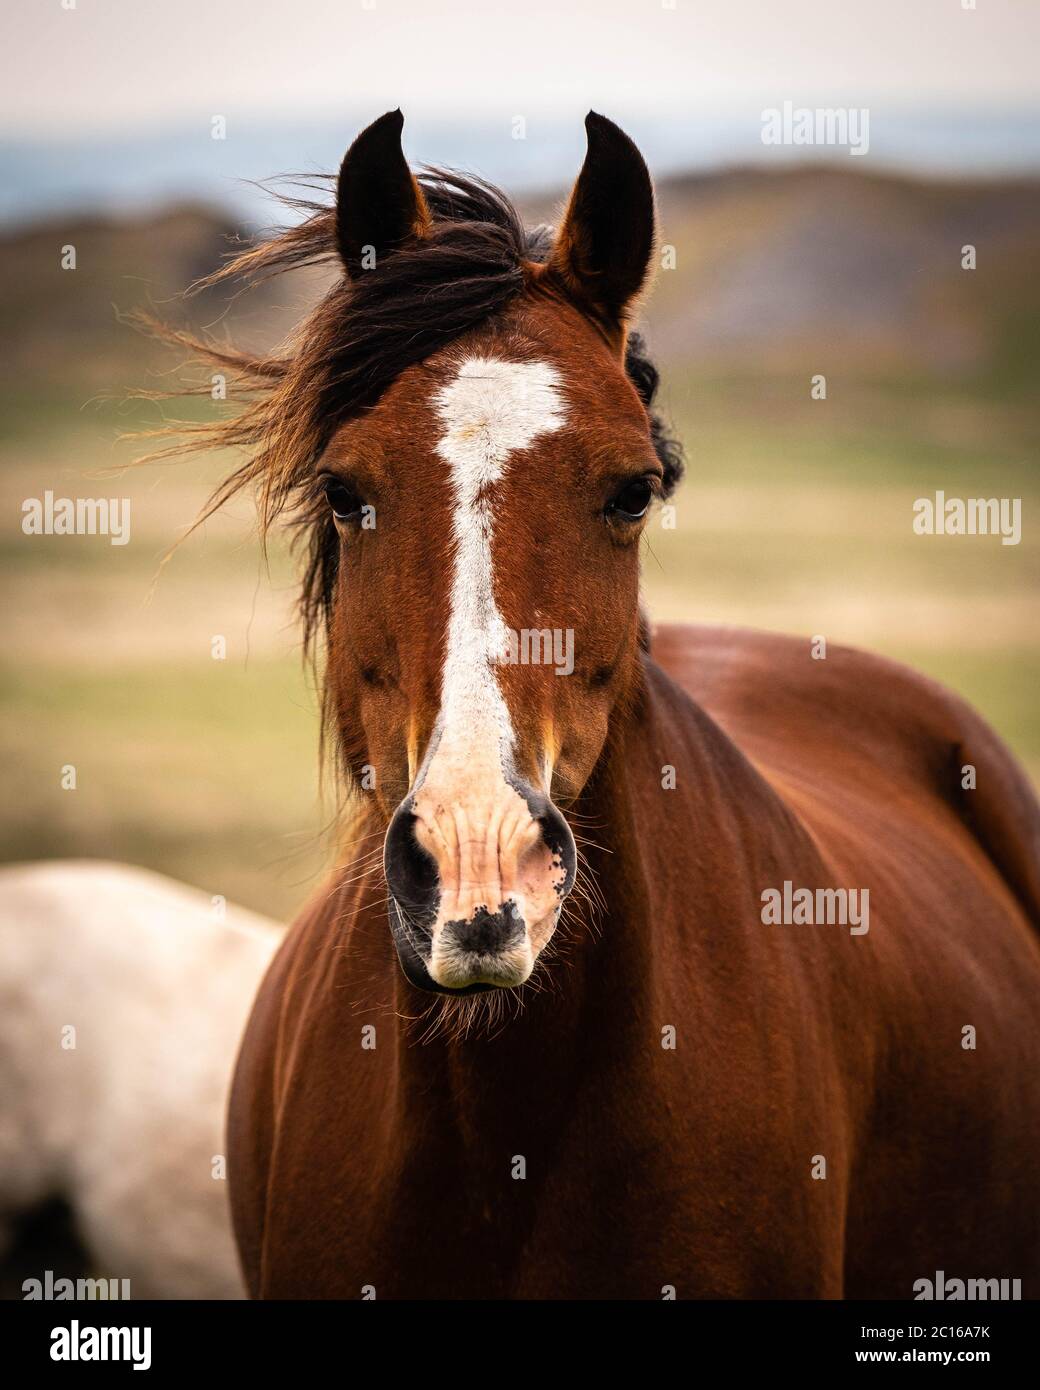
[383,782,576,993]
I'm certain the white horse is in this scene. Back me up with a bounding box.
[0,861,280,1299]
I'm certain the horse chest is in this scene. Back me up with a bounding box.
[261,1034,840,1298]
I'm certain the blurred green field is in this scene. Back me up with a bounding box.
[1,174,1037,921]
[652,377,1039,775]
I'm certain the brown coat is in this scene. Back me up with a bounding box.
[228,626,1040,1298]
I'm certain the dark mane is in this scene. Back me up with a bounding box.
[133,167,684,653]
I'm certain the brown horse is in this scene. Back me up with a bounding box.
[213,111,1040,1298]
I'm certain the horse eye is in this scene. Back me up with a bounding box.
[607,477,654,522]
[323,478,362,521]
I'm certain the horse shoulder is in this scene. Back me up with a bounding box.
[227,875,370,1295]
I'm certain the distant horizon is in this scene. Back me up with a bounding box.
[3,103,1039,231]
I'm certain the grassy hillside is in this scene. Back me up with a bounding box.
[1,166,1037,918]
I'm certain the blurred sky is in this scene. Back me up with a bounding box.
[2,0,1039,225]
[5,0,1040,129]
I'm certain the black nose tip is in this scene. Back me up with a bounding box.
[383,799,439,923]
[447,903,525,954]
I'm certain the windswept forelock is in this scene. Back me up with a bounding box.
[132,161,683,671]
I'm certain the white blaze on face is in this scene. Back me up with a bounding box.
[430,356,566,773]
[409,356,568,970]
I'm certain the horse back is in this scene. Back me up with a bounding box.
[650,622,1040,932]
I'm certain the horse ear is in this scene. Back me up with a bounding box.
[548,112,656,341]
[336,109,431,276]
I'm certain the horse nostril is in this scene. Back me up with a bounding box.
[522,790,577,899]
[383,802,439,920]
